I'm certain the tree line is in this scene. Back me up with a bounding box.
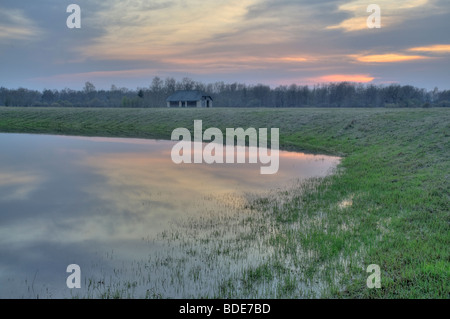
[1,77,449,108]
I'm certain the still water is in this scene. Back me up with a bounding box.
[0,133,340,298]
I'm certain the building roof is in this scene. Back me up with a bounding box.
[166,90,212,102]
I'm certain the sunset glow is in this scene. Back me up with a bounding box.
[311,74,375,83]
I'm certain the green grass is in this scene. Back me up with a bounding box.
[0,106,448,298]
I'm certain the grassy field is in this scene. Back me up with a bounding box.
[0,106,448,298]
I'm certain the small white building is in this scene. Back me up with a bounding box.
[166,90,213,108]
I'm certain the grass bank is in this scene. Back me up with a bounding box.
[0,107,448,298]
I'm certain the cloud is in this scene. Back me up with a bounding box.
[408,44,450,53]
[31,54,312,86]
[0,7,41,42]
[354,54,429,63]
[80,0,262,60]
[326,0,430,32]
[0,172,42,201]
[77,0,333,63]
[161,55,311,68]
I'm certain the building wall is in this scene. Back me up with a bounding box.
[167,99,212,107]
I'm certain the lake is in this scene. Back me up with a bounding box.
[0,133,340,298]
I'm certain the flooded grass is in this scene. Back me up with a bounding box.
[68,179,353,299]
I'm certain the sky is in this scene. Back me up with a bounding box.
[1,0,449,91]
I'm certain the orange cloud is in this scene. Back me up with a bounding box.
[408,44,450,53]
[278,56,309,62]
[310,74,374,83]
[326,17,371,32]
[355,54,429,63]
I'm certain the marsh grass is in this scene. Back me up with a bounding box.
[69,180,354,299]
[1,107,448,298]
